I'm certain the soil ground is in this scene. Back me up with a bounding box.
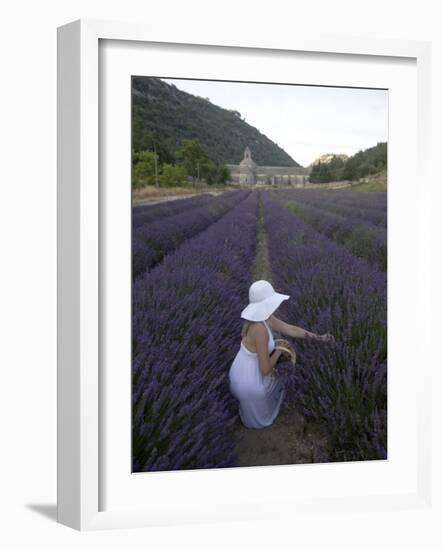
[233,408,330,467]
[133,191,224,207]
[233,192,331,467]
[132,185,236,205]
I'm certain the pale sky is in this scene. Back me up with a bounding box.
[163,78,388,167]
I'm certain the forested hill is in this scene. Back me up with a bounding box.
[132,77,301,167]
[309,142,387,183]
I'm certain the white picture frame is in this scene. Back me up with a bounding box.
[57,19,433,531]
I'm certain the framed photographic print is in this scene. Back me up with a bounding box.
[57,19,433,530]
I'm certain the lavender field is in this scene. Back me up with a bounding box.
[132,188,387,472]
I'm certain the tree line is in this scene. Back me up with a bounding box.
[132,131,230,189]
[309,142,387,184]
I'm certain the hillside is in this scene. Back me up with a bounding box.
[309,142,387,183]
[343,142,387,179]
[132,77,301,167]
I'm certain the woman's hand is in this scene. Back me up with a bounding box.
[318,333,334,343]
[305,332,334,342]
[274,339,297,367]
[274,338,291,348]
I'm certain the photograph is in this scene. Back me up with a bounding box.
[131,75,388,473]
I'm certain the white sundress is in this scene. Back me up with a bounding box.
[228,320,286,428]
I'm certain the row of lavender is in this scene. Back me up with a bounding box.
[304,188,387,212]
[133,189,250,278]
[132,191,258,471]
[133,193,214,229]
[262,191,387,461]
[270,189,387,272]
[279,188,387,227]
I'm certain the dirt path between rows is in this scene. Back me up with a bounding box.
[133,191,224,207]
[233,192,330,467]
[233,408,330,466]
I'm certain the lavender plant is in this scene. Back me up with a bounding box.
[275,188,387,227]
[133,193,214,229]
[262,190,387,461]
[133,190,250,278]
[270,189,387,271]
[132,191,258,472]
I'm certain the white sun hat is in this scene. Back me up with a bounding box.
[240,280,290,322]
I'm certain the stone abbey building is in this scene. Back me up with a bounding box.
[226,146,311,186]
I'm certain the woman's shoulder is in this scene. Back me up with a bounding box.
[248,322,269,338]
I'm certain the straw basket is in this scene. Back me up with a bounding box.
[274,339,297,367]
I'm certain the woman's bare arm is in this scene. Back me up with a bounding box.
[254,324,282,376]
[269,315,333,341]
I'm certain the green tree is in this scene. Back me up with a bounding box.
[200,161,217,185]
[217,165,231,184]
[175,139,210,182]
[328,156,345,181]
[342,157,358,181]
[132,150,158,188]
[309,162,321,183]
[159,164,187,187]
[199,161,231,185]
[319,163,332,183]
[132,116,173,164]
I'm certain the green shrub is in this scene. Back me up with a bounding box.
[133,150,158,188]
[159,163,187,187]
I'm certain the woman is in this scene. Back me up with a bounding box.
[229,279,333,429]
